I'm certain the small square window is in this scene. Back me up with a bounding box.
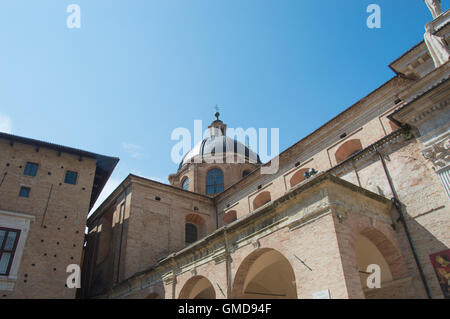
[64,171,78,185]
[19,187,30,198]
[24,162,39,177]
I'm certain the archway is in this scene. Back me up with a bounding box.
[232,248,297,299]
[354,228,409,298]
[179,276,216,299]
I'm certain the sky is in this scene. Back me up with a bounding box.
[0,1,447,213]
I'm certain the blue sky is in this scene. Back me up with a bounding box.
[0,1,446,212]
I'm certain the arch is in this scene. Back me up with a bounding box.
[206,168,224,194]
[335,139,363,164]
[179,276,216,299]
[289,168,310,188]
[185,214,206,244]
[357,227,408,280]
[232,248,297,299]
[253,191,271,210]
[145,293,161,299]
[354,227,409,298]
[181,177,189,191]
[223,210,237,225]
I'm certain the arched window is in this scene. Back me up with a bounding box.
[289,168,310,188]
[223,210,237,225]
[253,191,271,210]
[185,223,198,244]
[242,170,251,178]
[206,169,224,194]
[335,139,363,164]
[185,214,205,244]
[182,177,189,191]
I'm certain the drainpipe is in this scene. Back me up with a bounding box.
[215,204,219,230]
[373,145,433,299]
[223,226,232,299]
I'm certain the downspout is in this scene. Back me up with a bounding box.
[215,202,219,230]
[373,145,433,299]
[223,226,232,299]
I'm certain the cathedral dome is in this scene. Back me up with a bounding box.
[179,135,261,169]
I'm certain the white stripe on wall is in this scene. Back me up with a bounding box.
[438,166,450,199]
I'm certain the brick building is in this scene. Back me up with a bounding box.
[78,10,450,299]
[0,132,118,298]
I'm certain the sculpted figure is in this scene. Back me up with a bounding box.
[424,0,443,19]
[424,23,450,67]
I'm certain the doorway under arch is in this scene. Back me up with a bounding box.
[232,248,297,299]
[179,276,216,299]
[354,228,409,298]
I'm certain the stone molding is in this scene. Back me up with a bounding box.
[422,132,450,170]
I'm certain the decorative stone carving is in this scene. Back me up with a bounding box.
[424,23,450,68]
[213,253,227,265]
[422,135,450,170]
[252,239,261,249]
[424,0,442,19]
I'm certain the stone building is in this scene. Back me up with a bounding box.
[80,11,450,299]
[0,132,118,298]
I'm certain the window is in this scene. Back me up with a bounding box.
[182,178,189,191]
[335,139,363,164]
[242,170,251,178]
[65,171,78,185]
[206,169,224,194]
[223,210,237,225]
[185,223,198,244]
[253,191,271,210]
[24,162,38,177]
[290,168,310,187]
[0,228,21,276]
[19,187,30,198]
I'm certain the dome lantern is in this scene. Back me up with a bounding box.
[209,112,227,137]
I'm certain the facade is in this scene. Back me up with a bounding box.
[0,132,118,298]
[80,11,450,299]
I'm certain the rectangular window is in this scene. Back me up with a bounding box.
[24,162,39,177]
[19,187,30,198]
[64,171,78,185]
[0,228,21,276]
